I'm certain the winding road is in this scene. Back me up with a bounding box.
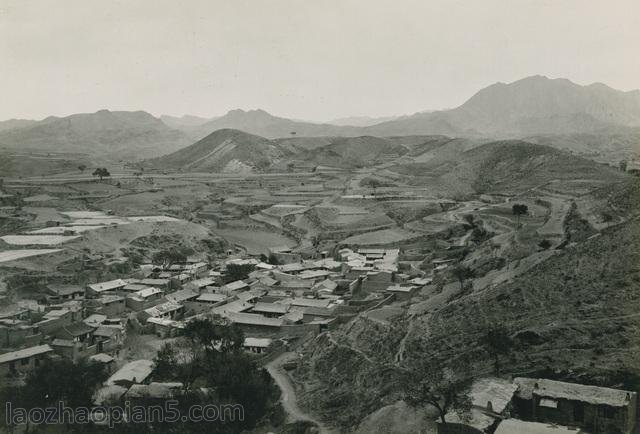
[266,352,336,434]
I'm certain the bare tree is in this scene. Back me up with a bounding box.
[512,203,528,226]
[401,361,472,430]
[481,327,513,376]
[451,264,475,291]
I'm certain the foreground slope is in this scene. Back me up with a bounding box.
[293,207,640,429]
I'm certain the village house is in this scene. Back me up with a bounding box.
[195,292,228,305]
[139,301,184,322]
[0,320,39,348]
[243,337,273,354]
[170,273,192,286]
[88,353,116,373]
[147,317,185,338]
[495,419,584,434]
[184,276,218,292]
[96,295,126,317]
[138,278,171,290]
[36,308,76,334]
[255,276,279,288]
[290,305,336,323]
[185,261,211,276]
[0,305,30,322]
[279,263,306,274]
[312,279,338,296]
[86,279,128,297]
[284,297,332,309]
[251,302,289,318]
[93,325,125,352]
[226,312,284,335]
[83,314,107,328]
[107,359,154,387]
[513,377,637,434]
[94,359,155,405]
[46,283,84,302]
[52,321,96,355]
[210,299,253,317]
[280,279,315,293]
[125,287,164,311]
[121,283,151,293]
[220,279,249,294]
[50,337,96,361]
[0,344,54,375]
[166,288,199,304]
[385,284,420,301]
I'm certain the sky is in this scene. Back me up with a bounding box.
[1,0,639,121]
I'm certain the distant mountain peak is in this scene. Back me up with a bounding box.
[225,108,275,118]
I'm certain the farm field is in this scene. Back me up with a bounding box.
[214,228,297,255]
[342,228,422,246]
[1,234,81,245]
[0,249,63,263]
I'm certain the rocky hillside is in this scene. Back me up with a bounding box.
[293,206,640,430]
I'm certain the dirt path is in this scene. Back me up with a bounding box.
[394,313,415,363]
[266,352,336,434]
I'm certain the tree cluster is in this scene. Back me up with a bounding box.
[152,317,280,432]
[151,247,191,269]
[223,263,255,283]
[0,358,108,432]
[92,167,111,180]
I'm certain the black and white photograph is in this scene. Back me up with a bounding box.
[0,1,639,433]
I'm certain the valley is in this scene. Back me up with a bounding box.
[1,75,639,434]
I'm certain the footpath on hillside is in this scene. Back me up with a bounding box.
[266,352,336,434]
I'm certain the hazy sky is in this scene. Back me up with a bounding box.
[1,0,639,121]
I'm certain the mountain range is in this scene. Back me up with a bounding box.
[363,76,640,137]
[1,76,639,164]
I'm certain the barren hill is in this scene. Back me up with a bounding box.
[391,140,624,195]
[149,128,287,172]
[0,110,190,160]
[296,136,410,168]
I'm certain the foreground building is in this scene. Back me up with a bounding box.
[513,377,637,434]
[0,344,54,375]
